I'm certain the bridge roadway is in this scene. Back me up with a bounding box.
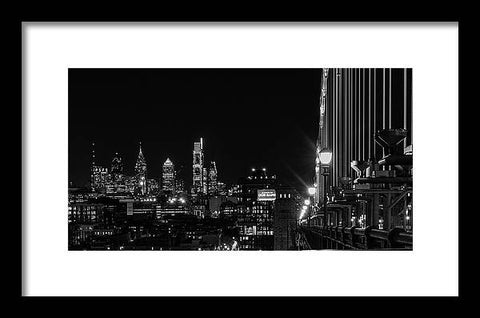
[296,225,412,250]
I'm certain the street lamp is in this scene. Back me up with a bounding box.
[319,148,333,228]
[304,187,316,226]
[299,205,307,222]
[319,148,333,165]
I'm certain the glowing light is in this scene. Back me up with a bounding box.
[308,187,316,195]
[299,209,307,220]
[304,199,311,205]
[319,149,333,165]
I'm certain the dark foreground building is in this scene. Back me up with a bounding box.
[273,186,300,250]
[235,168,300,250]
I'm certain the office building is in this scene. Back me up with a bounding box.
[89,142,108,192]
[192,138,204,195]
[208,161,218,195]
[237,168,277,250]
[162,158,175,193]
[135,142,148,195]
[111,152,124,179]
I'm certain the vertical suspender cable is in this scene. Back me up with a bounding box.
[368,68,372,159]
[357,69,362,160]
[349,69,352,176]
[346,69,349,177]
[344,69,348,176]
[351,68,354,163]
[389,68,392,129]
[363,69,366,161]
[353,68,356,161]
[336,69,340,186]
[332,68,335,188]
[373,69,377,159]
[383,68,386,129]
[334,68,338,187]
[337,69,340,181]
[350,68,353,167]
[404,68,407,148]
[339,69,343,179]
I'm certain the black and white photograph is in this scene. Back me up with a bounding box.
[22,22,459,297]
[68,68,413,251]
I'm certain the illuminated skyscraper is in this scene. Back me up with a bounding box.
[90,142,97,191]
[208,161,218,195]
[90,142,108,192]
[202,167,208,194]
[192,138,204,195]
[105,152,127,193]
[175,165,185,194]
[91,166,109,192]
[218,181,227,195]
[175,178,185,194]
[135,142,148,195]
[162,158,175,193]
[111,152,124,182]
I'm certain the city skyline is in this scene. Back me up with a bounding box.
[82,137,275,192]
[69,68,323,192]
[68,68,413,251]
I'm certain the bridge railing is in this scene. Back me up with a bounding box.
[298,225,412,250]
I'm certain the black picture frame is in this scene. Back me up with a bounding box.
[11,6,466,308]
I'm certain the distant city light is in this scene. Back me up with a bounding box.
[304,199,311,205]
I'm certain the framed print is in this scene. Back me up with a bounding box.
[22,22,459,297]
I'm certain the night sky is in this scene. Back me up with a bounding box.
[69,69,322,192]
